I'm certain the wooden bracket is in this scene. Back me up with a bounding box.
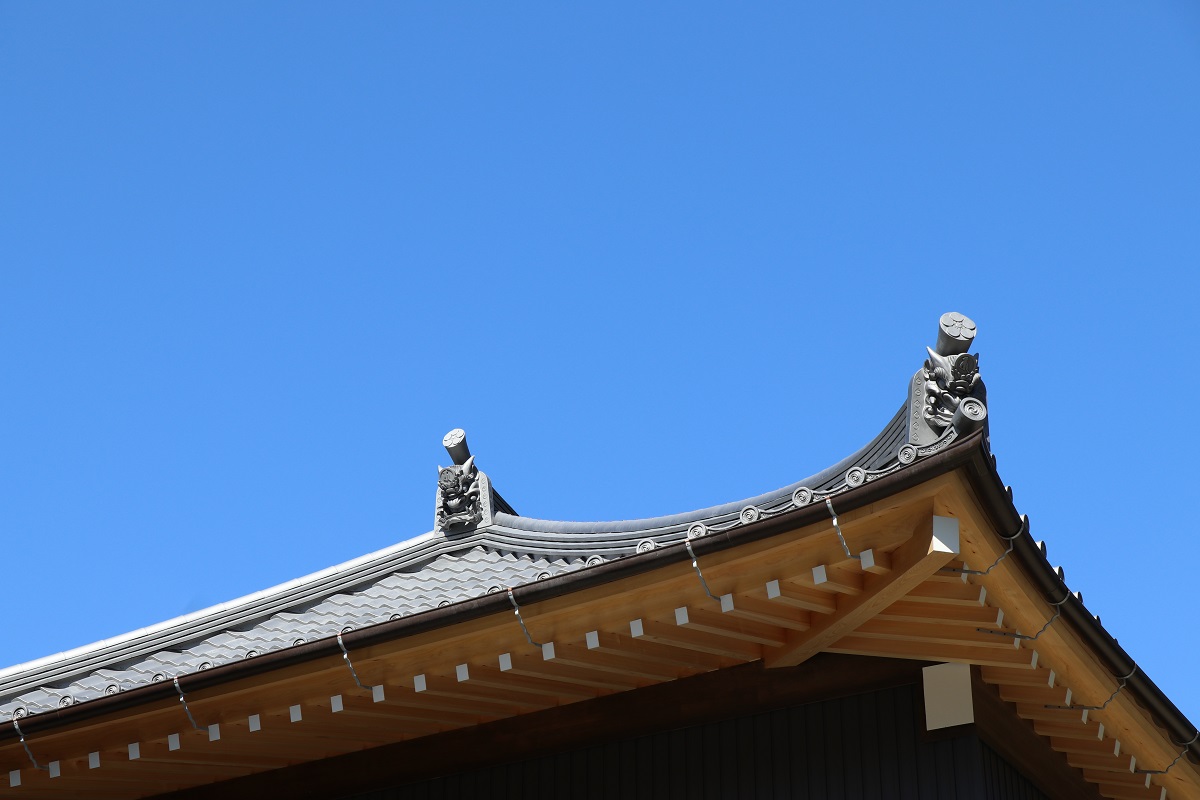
[764,516,961,668]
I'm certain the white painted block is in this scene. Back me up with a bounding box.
[674,607,689,626]
[331,694,343,713]
[456,663,470,682]
[541,642,556,660]
[1114,740,1121,757]
[812,565,828,585]
[8,770,19,787]
[766,580,781,599]
[289,704,302,722]
[372,684,386,703]
[922,662,974,730]
[89,751,100,769]
[1047,669,1056,688]
[128,742,141,760]
[978,586,988,605]
[720,594,734,613]
[208,724,220,741]
[860,549,877,571]
[248,714,261,732]
[168,733,180,751]
[1129,755,1137,773]
[499,653,512,671]
[585,631,600,649]
[414,674,427,692]
[1097,723,1105,740]
[49,761,60,778]
[630,619,644,637]
[931,516,961,554]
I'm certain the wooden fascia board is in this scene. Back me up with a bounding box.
[763,514,961,668]
[0,477,955,782]
[938,472,1200,799]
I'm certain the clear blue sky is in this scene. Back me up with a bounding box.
[3,3,1198,725]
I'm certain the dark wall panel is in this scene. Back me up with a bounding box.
[342,684,1047,800]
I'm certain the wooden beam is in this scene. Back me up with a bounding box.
[851,618,1023,650]
[636,618,762,661]
[904,579,987,606]
[981,664,1058,688]
[803,563,863,595]
[764,516,961,668]
[764,579,837,614]
[827,636,1039,669]
[582,630,727,671]
[1067,752,1135,772]
[1050,736,1124,758]
[673,605,788,647]
[998,683,1073,706]
[938,475,1200,798]
[1033,719,1108,741]
[877,599,1003,627]
[721,594,811,631]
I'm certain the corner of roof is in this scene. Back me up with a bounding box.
[436,311,988,555]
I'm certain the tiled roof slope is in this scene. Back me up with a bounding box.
[0,312,986,724]
[0,406,913,721]
[0,547,580,718]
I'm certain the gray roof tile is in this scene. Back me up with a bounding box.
[0,403,922,721]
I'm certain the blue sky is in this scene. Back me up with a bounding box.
[2,3,1199,725]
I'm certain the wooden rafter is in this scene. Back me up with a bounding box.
[763,515,961,668]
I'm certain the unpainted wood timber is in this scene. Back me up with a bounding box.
[799,562,864,595]
[998,682,1073,706]
[981,664,1057,688]
[766,580,837,614]
[545,642,693,682]
[1033,718,1109,741]
[720,594,811,631]
[505,651,646,691]
[827,635,1039,668]
[852,618,1024,650]
[764,515,961,668]
[1068,752,1138,771]
[904,579,988,606]
[969,666,1103,800]
[673,605,788,646]
[937,475,1200,799]
[637,618,763,661]
[451,663,598,701]
[877,598,1003,627]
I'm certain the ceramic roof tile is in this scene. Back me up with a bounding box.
[0,397,924,720]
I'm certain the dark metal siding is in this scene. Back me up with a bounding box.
[341,684,1046,800]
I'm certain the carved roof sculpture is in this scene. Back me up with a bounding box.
[0,312,1196,800]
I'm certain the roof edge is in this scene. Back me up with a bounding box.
[957,442,1200,762]
[0,428,987,741]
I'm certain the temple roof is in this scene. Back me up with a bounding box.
[0,312,977,716]
[0,405,909,718]
[1,312,1197,800]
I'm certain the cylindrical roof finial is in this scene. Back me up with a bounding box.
[935,312,977,356]
[442,428,471,466]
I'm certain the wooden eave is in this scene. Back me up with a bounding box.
[2,432,1196,800]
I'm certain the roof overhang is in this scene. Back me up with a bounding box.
[2,430,1196,799]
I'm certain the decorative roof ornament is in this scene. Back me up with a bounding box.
[905,312,987,454]
[435,429,497,534]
